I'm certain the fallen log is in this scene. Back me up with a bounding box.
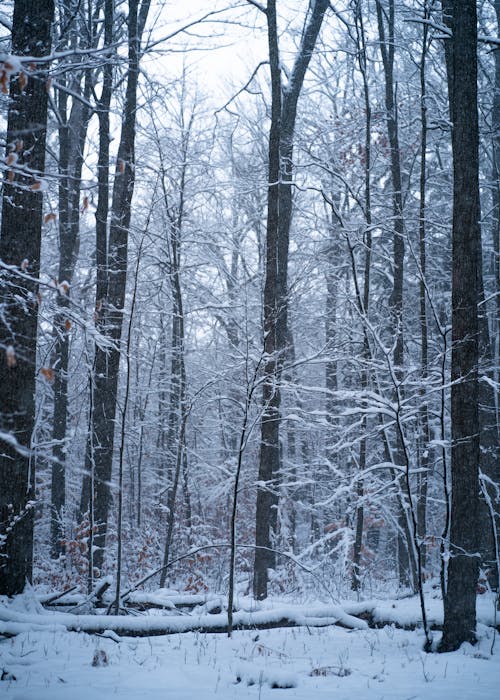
[123,591,214,612]
[0,604,367,639]
[342,596,500,633]
[38,586,79,606]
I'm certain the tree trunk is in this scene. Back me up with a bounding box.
[375,0,415,590]
[416,0,431,575]
[156,102,191,584]
[494,2,500,401]
[79,0,114,525]
[253,0,282,601]
[0,0,54,596]
[352,0,372,593]
[439,0,481,652]
[82,0,151,576]
[51,5,93,556]
[481,0,500,591]
[253,0,329,601]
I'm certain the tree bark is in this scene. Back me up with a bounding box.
[439,0,481,652]
[0,0,55,595]
[253,0,282,601]
[82,0,151,576]
[253,0,329,601]
[375,0,416,590]
[416,0,431,576]
[351,0,372,593]
[51,2,93,557]
[157,112,191,586]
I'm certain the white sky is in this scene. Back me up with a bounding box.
[140,0,312,108]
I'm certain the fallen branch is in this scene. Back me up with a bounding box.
[38,586,79,606]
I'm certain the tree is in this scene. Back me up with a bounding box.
[375,0,417,591]
[81,0,151,579]
[51,0,93,558]
[0,0,55,595]
[252,0,330,602]
[439,0,481,652]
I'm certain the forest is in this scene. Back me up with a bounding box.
[0,1,499,698]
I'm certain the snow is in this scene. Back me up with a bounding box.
[0,600,367,637]
[343,593,498,629]
[0,618,498,699]
[0,593,499,700]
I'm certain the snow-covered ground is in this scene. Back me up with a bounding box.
[1,593,498,699]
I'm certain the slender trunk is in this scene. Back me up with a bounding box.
[114,236,145,613]
[83,0,151,574]
[494,2,500,399]
[416,1,431,574]
[376,0,415,590]
[482,0,500,592]
[79,0,114,524]
[159,403,188,588]
[253,0,282,601]
[157,103,191,569]
[352,0,372,593]
[51,39,92,556]
[253,0,329,601]
[228,358,261,637]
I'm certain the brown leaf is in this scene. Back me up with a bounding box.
[0,70,8,94]
[40,367,55,383]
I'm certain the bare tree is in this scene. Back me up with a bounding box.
[252,0,330,601]
[51,0,93,558]
[81,0,151,578]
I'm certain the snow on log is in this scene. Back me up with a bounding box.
[0,603,367,638]
[342,595,500,631]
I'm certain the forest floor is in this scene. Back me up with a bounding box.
[0,590,498,699]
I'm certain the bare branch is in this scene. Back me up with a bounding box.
[246,0,267,13]
[215,60,269,114]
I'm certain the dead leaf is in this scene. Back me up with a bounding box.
[40,367,54,383]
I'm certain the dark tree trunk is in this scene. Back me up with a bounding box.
[375,0,416,590]
[472,0,500,593]
[79,0,114,525]
[158,245,188,587]
[51,3,93,557]
[253,0,329,601]
[416,0,431,575]
[82,0,150,577]
[253,0,282,602]
[352,0,372,593]
[439,0,481,652]
[481,0,500,591]
[494,2,500,377]
[0,0,55,595]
